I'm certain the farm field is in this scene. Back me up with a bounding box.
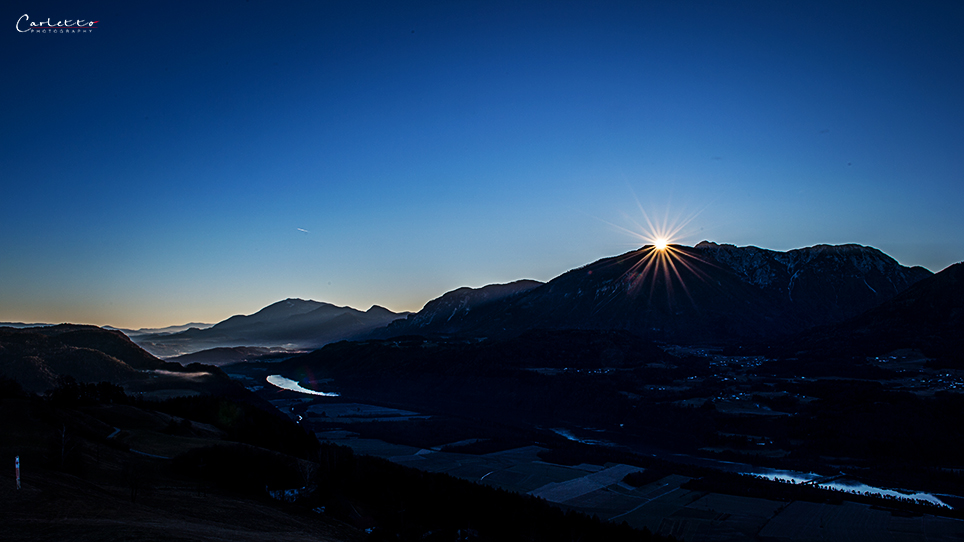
[233,350,964,541]
[322,428,964,541]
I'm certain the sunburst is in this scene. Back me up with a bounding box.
[602,198,716,308]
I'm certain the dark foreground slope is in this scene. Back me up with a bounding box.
[0,379,667,542]
[0,380,358,542]
[0,325,253,400]
[378,243,930,345]
[0,326,139,392]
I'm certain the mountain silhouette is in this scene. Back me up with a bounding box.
[377,279,543,337]
[785,261,963,363]
[376,243,931,345]
[134,298,406,357]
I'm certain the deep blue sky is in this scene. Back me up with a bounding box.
[3,1,963,328]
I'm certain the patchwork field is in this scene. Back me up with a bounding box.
[322,428,964,541]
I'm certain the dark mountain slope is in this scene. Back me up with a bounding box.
[31,324,172,371]
[693,242,931,324]
[0,325,252,399]
[377,243,930,345]
[787,261,964,364]
[0,328,139,391]
[377,280,542,337]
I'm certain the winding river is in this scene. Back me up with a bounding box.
[266,374,339,397]
[553,425,955,508]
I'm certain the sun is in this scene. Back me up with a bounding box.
[599,197,717,309]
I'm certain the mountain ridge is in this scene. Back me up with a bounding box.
[133,298,407,357]
[374,242,932,345]
[377,279,543,337]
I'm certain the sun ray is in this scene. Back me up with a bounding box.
[590,191,728,311]
[615,227,719,310]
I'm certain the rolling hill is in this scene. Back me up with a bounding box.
[0,324,249,399]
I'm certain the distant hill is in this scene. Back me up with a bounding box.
[0,322,50,328]
[0,324,246,397]
[108,322,215,337]
[167,346,291,366]
[133,299,407,357]
[375,243,931,345]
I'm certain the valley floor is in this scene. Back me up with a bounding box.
[315,428,964,542]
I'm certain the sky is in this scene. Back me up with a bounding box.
[2,1,963,328]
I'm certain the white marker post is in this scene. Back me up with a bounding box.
[15,456,20,489]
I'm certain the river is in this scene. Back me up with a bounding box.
[266,374,339,396]
[553,425,955,509]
